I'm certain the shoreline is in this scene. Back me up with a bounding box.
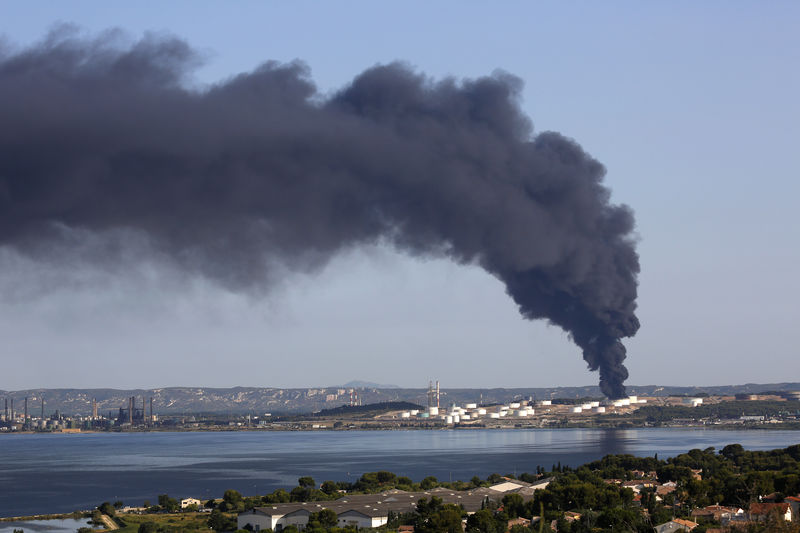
[0,512,89,522]
[3,422,800,436]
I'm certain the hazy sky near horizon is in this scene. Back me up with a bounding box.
[1,2,798,391]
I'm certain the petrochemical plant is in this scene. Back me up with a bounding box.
[393,380,650,426]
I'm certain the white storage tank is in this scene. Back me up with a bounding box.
[465,403,477,409]
[619,399,631,406]
[401,412,411,418]
[627,396,638,403]
[446,415,454,424]
[462,414,471,420]
[477,408,487,415]
[515,410,528,417]
[594,406,606,413]
[510,402,521,409]
[571,406,583,413]
[538,400,552,406]
[453,415,460,423]
[590,401,600,408]
[638,399,647,404]
[581,403,593,410]
[428,407,439,416]
[489,413,500,419]
[410,410,419,415]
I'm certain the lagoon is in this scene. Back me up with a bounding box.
[1,428,799,517]
[0,519,91,533]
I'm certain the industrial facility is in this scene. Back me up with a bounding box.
[392,380,649,426]
[0,394,159,432]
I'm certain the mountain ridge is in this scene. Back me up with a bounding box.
[1,382,798,416]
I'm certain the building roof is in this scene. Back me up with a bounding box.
[750,502,790,515]
[249,487,508,521]
[489,481,527,493]
[673,518,698,529]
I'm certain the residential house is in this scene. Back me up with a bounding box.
[749,502,792,522]
[506,517,530,531]
[654,518,698,532]
[180,498,202,509]
[785,495,800,520]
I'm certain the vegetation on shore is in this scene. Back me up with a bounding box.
[69,443,800,533]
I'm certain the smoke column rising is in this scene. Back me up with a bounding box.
[0,29,640,398]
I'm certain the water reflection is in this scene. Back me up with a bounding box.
[1,428,799,517]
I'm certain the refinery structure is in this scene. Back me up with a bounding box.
[395,379,652,426]
[0,394,159,432]
[3,383,799,432]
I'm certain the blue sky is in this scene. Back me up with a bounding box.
[1,2,798,390]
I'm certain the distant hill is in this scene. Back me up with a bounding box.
[1,383,798,416]
[341,380,400,389]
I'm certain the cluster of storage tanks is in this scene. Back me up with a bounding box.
[399,400,559,424]
[566,396,647,414]
[399,396,648,422]
[400,402,538,424]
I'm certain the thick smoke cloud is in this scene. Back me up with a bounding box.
[0,30,639,398]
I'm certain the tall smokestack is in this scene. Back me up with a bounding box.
[4,398,7,420]
[24,397,27,421]
[41,396,44,420]
[149,397,153,425]
[0,30,640,397]
[10,399,13,422]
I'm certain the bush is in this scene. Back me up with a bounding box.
[138,523,159,533]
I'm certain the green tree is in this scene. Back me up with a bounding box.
[264,488,291,503]
[320,480,339,495]
[466,509,503,533]
[417,504,464,533]
[308,508,338,529]
[376,471,397,484]
[157,494,179,512]
[219,489,245,512]
[502,494,526,519]
[208,509,236,532]
[421,476,439,490]
[98,501,116,516]
[298,476,316,488]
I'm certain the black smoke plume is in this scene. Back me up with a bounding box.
[0,29,640,398]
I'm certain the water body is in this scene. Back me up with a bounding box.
[0,519,91,533]
[1,429,799,517]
